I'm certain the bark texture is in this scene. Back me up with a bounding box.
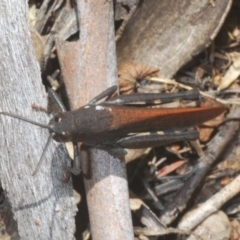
[56,0,134,239]
[0,1,76,239]
[117,0,232,78]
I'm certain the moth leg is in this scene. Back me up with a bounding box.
[116,130,199,149]
[32,133,53,176]
[68,143,81,175]
[48,87,67,112]
[89,85,118,104]
[104,89,199,106]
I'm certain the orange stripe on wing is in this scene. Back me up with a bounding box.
[108,105,225,133]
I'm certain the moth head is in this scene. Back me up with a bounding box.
[48,112,76,142]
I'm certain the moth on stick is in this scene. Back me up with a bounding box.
[0,86,225,175]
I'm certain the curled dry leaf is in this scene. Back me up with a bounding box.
[118,62,159,94]
[198,128,216,143]
[218,53,240,90]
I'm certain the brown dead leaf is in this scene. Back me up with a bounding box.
[213,71,222,86]
[220,176,233,186]
[155,160,186,178]
[197,99,225,142]
[200,98,226,127]
[118,62,159,94]
[198,127,215,142]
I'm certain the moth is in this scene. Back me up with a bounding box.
[0,86,225,175]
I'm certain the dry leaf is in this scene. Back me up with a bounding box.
[200,99,225,127]
[198,127,215,142]
[218,53,240,90]
[197,99,225,142]
[155,160,186,178]
[220,176,233,186]
[129,198,143,211]
[118,62,159,94]
[125,148,150,163]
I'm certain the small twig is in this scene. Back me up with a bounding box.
[149,77,240,105]
[57,0,134,239]
[178,174,240,230]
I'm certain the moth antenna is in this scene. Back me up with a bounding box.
[32,133,53,176]
[0,112,51,129]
